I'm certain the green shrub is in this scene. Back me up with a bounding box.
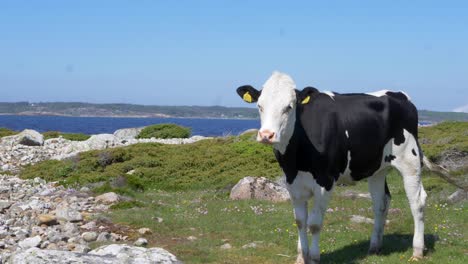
[0,128,18,138]
[137,124,191,139]
[43,131,90,141]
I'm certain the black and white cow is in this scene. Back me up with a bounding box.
[236,72,427,263]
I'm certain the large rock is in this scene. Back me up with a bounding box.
[113,127,145,140]
[6,244,181,264]
[17,129,44,146]
[230,177,290,202]
[447,189,467,204]
[18,236,42,249]
[84,134,119,149]
[95,192,121,205]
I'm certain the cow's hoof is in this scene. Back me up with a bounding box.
[408,255,423,262]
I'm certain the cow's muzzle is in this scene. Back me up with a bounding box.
[257,130,275,144]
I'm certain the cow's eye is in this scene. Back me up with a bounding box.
[258,105,264,112]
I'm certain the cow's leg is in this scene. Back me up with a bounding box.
[391,131,427,260]
[367,171,391,254]
[306,185,332,264]
[293,200,309,264]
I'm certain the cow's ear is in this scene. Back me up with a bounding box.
[297,86,319,105]
[236,85,261,103]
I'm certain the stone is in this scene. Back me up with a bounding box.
[113,127,145,140]
[55,203,83,222]
[18,236,41,249]
[187,236,197,241]
[96,232,111,242]
[341,190,371,200]
[220,243,232,250]
[82,231,98,242]
[6,247,116,264]
[242,242,258,249]
[37,214,58,226]
[80,221,97,230]
[230,176,290,202]
[447,189,467,204]
[0,200,13,212]
[95,192,121,204]
[90,244,181,263]
[138,228,152,235]
[134,237,148,247]
[17,129,44,146]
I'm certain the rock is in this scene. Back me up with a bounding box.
[447,189,467,204]
[85,134,119,149]
[17,129,44,146]
[18,236,41,249]
[37,214,58,226]
[82,231,98,242]
[90,244,181,263]
[220,243,232,250]
[96,232,111,242]
[55,203,83,222]
[350,215,390,225]
[114,127,145,140]
[80,221,97,230]
[134,237,148,247]
[138,228,152,235]
[242,242,258,249]
[230,176,290,202]
[341,190,371,200]
[6,247,116,264]
[95,192,121,204]
[0,200,13,212]
[187,236,197,241]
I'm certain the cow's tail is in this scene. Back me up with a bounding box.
[422,156,467,191]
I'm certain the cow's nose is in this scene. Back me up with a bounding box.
[258,130,275,143]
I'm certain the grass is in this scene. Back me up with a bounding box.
[18,122,468,263]
[42,131,90,141]
[0,127,18,138]
[419,121,468,162]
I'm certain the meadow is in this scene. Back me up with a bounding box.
[19,122,467,263]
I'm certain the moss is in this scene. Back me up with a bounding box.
[43,131,90,141]
[137,124,191,139]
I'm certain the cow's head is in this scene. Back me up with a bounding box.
[236,71,316,153]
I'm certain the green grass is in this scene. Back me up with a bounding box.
[42,131,90,141]
[419,121,468,162]
[108,171,466,263]
[0,127,18,138]
[137,123,191,139]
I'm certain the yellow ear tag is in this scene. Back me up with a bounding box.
[243,92,253,103]
[301,95,310,104]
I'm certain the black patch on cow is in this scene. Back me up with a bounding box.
[412,149,417,156]
[384,155,396,162]
[272,90,419,191]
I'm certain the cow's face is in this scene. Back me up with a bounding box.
[236,72,299,152]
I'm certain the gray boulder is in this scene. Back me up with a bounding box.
[447,189,467,204]
[6,244,181,264]
[230,176,290,202]
[113,127,145,140]
[17,129,44,146]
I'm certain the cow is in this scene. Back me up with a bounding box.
[236,71,427,263]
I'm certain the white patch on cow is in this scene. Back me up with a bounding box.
[345,130,349,138]
[322,91,335,100]
[257,71,297,154]
[336,151,355,185]
[366,90,390,97]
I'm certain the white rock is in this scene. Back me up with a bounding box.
[18,235,41,249]
[220,243,232,250]
[17,129,44,146]
[82,231,98,242]
[134,237,148,247]
[90,244,181,263]
[138,228,152,235]
[95,192,121,204]
[114,127,145,140]
[230,176,290,202]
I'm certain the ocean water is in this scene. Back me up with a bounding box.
[0,115,260,137]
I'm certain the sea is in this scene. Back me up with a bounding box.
[0,115,260,137]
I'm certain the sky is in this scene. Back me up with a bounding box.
[0,0,467,111]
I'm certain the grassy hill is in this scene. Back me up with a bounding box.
[18,122,467,263]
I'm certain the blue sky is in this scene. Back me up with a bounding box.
[0,1,467,111]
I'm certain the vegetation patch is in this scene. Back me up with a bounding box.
[43,131,90,141]
[137,123,191,139]
[419,121,468,162]
[0,127,18,138]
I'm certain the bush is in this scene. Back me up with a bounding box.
[43,131,90,141]
[0,128,18,138]
[137,124,191,139]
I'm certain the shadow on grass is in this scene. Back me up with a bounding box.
[321,233,437,264]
